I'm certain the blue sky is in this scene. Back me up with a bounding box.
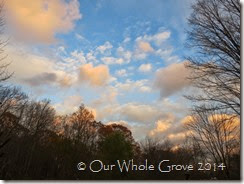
[5,0,196,142]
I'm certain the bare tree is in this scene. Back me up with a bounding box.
[0,87,28,157]
[0,1,11,83]
[20,99,55,135]
[0,87,28,117]
[69,104,97,148]
[20,99,55,175]
[140,137,174,165]
[185,108,240,179]
[186,0,240,115]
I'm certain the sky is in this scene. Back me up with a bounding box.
[3,0,196,143]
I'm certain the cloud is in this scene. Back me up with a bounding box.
[24,71,74,87]
[79,63,110,86]
[7,47,75,88]
[138,64,152,72]
[75,33,85,40]
[6,0,81,43]
[147,116,192,144]
[149,117,174,136]
[91,98,190,141]
[106,120,130,128]
[115,79,151,93]
[154,61,191,98]
[167,131,191,142]
[139,86,151,93]
[91,86,118,107]
[93,102,164,125]
[155,48,180,63]
[62,49,97,71]
[181,115,194,126]
[101,57,125,65]
[117,47,132,63]
[118,103,170,124]
[132,31,171,60]
[96,41,113,54]
[54,95,83,115]
[136,31,171,46]
[58,46,67,54]
[24,72,57,86]
[182,114,240,131]
[123,37,131,43]
[137,41,154,52]
[133,51,147,60]
[86,52,97,63]
[115,69,127,77]
[71,50,87,63]
[133,41,153,60]
[152,31,171,46]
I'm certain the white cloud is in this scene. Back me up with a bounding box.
[96,41,113,54]
[115,79,151,93]
[155,49,180,63]
[58,46,66,54]
[6,0,82,43]
[71,50,87,63]
[137,31,171,46]
[101,57,125,65]
[133,51,147,60]
[117,47,132,63]
[86,52,97,63]
[115,69,127,77]
[123,37,131,43]
[75,33,85,40]
[138,64,152,72]
[153,31,171,45]
[139,86,151,93]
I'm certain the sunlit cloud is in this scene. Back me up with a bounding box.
[137,41,154,52]
[6,0,81,43]
[138,63,152,72]
[79,63,111,86]
[149,118,173,136]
